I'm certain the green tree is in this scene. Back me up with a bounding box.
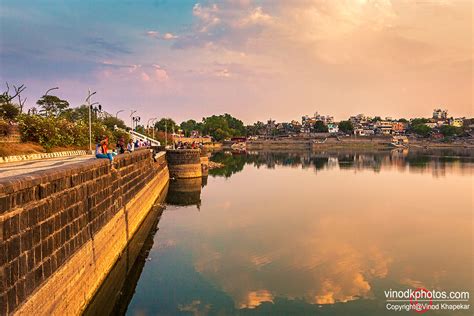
[439,125,461,137]
[312,121,328,133]
[398,118,408,123]
[155,118,178,132]
[338,120,354,134]
[0,103,20,120]
[61,104,89,122]
[410,118,429,126]
[102,116,127,130]
[201,113,245,141]
[180,119,200,136]
[412,124,431,137]
[37,95,70,117]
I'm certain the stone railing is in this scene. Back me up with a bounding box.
[1,150,90,164]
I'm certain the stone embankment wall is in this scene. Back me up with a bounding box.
[0,150,169,315]
[166,149,202,179]
[247,137,392,150]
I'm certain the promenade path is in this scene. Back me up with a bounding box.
[0,155,94,178]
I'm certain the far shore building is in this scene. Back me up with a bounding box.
[327,123,339,134]
[433,108,448,120]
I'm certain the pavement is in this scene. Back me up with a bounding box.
[0,155,95,178]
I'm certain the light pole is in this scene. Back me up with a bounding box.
[130,110,137,130]
[115,110,124,119]
[150,117,158,139]
[165,120,167,148]
[86,89,97,152]
[132,116,141,131]
[44,87,59,97]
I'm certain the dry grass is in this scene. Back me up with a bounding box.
[0,142,45,157]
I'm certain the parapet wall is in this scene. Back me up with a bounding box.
[0,150,169,315]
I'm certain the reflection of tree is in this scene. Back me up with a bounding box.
[208,149,473,178]
[209,152,247,178]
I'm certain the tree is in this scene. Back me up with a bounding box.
[312,120,328,133]
[201,113,246,141]
[0,103,20,120]
[1,82,26,113]
[398,118,408,123]
[338,120,354,134]
[180,119,200,136]
[61,105,89,122]
[37,95,69,117]
[154,118,178,132]
[439,125,461,137]
[410,118,429,126]
[102,116,127,130]
[412,124,431,137]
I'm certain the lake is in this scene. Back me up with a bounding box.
[96,149,473,315]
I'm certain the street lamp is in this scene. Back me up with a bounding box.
[129,110,137,130]
[44,87,59,97]
[132,116,141,131]
[115,110,124,119]
[85,89,97,152]
[150,117,158,139]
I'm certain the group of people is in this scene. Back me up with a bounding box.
[95,136,151,166]
[175,141,203,150]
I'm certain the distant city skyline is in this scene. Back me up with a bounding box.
[1,0,472,125]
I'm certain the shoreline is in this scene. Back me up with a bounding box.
[244,137,474,150]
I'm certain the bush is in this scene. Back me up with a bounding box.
[0,119,11,136]
[439,125,461,137]
[18,115,111,149]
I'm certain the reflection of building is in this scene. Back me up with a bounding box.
[166,178,203,207]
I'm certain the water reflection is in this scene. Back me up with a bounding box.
[166,178,206,208]
[210,148,474,178]
[124,149,473,315]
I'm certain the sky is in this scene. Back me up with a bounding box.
[0,0,472,125]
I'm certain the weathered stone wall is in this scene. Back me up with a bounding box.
[166,149,202,179]
[0,150,169,315]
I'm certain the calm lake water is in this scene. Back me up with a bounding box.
[112,149,473,315]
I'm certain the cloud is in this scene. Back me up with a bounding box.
[146,30,179,40]
[152,64,169,81]
[146,30,159,38]
[163,32,178,40]
[173,2,273,50]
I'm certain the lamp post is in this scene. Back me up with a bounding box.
[115,110,124,119]
[85,89,97,152]
[44,87,59,97]
[130,110,137,130]
[132,116,141,131]
[150,117,158,139]
[165,120,167,148]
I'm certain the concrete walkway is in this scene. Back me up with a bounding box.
[0,155,95,178]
